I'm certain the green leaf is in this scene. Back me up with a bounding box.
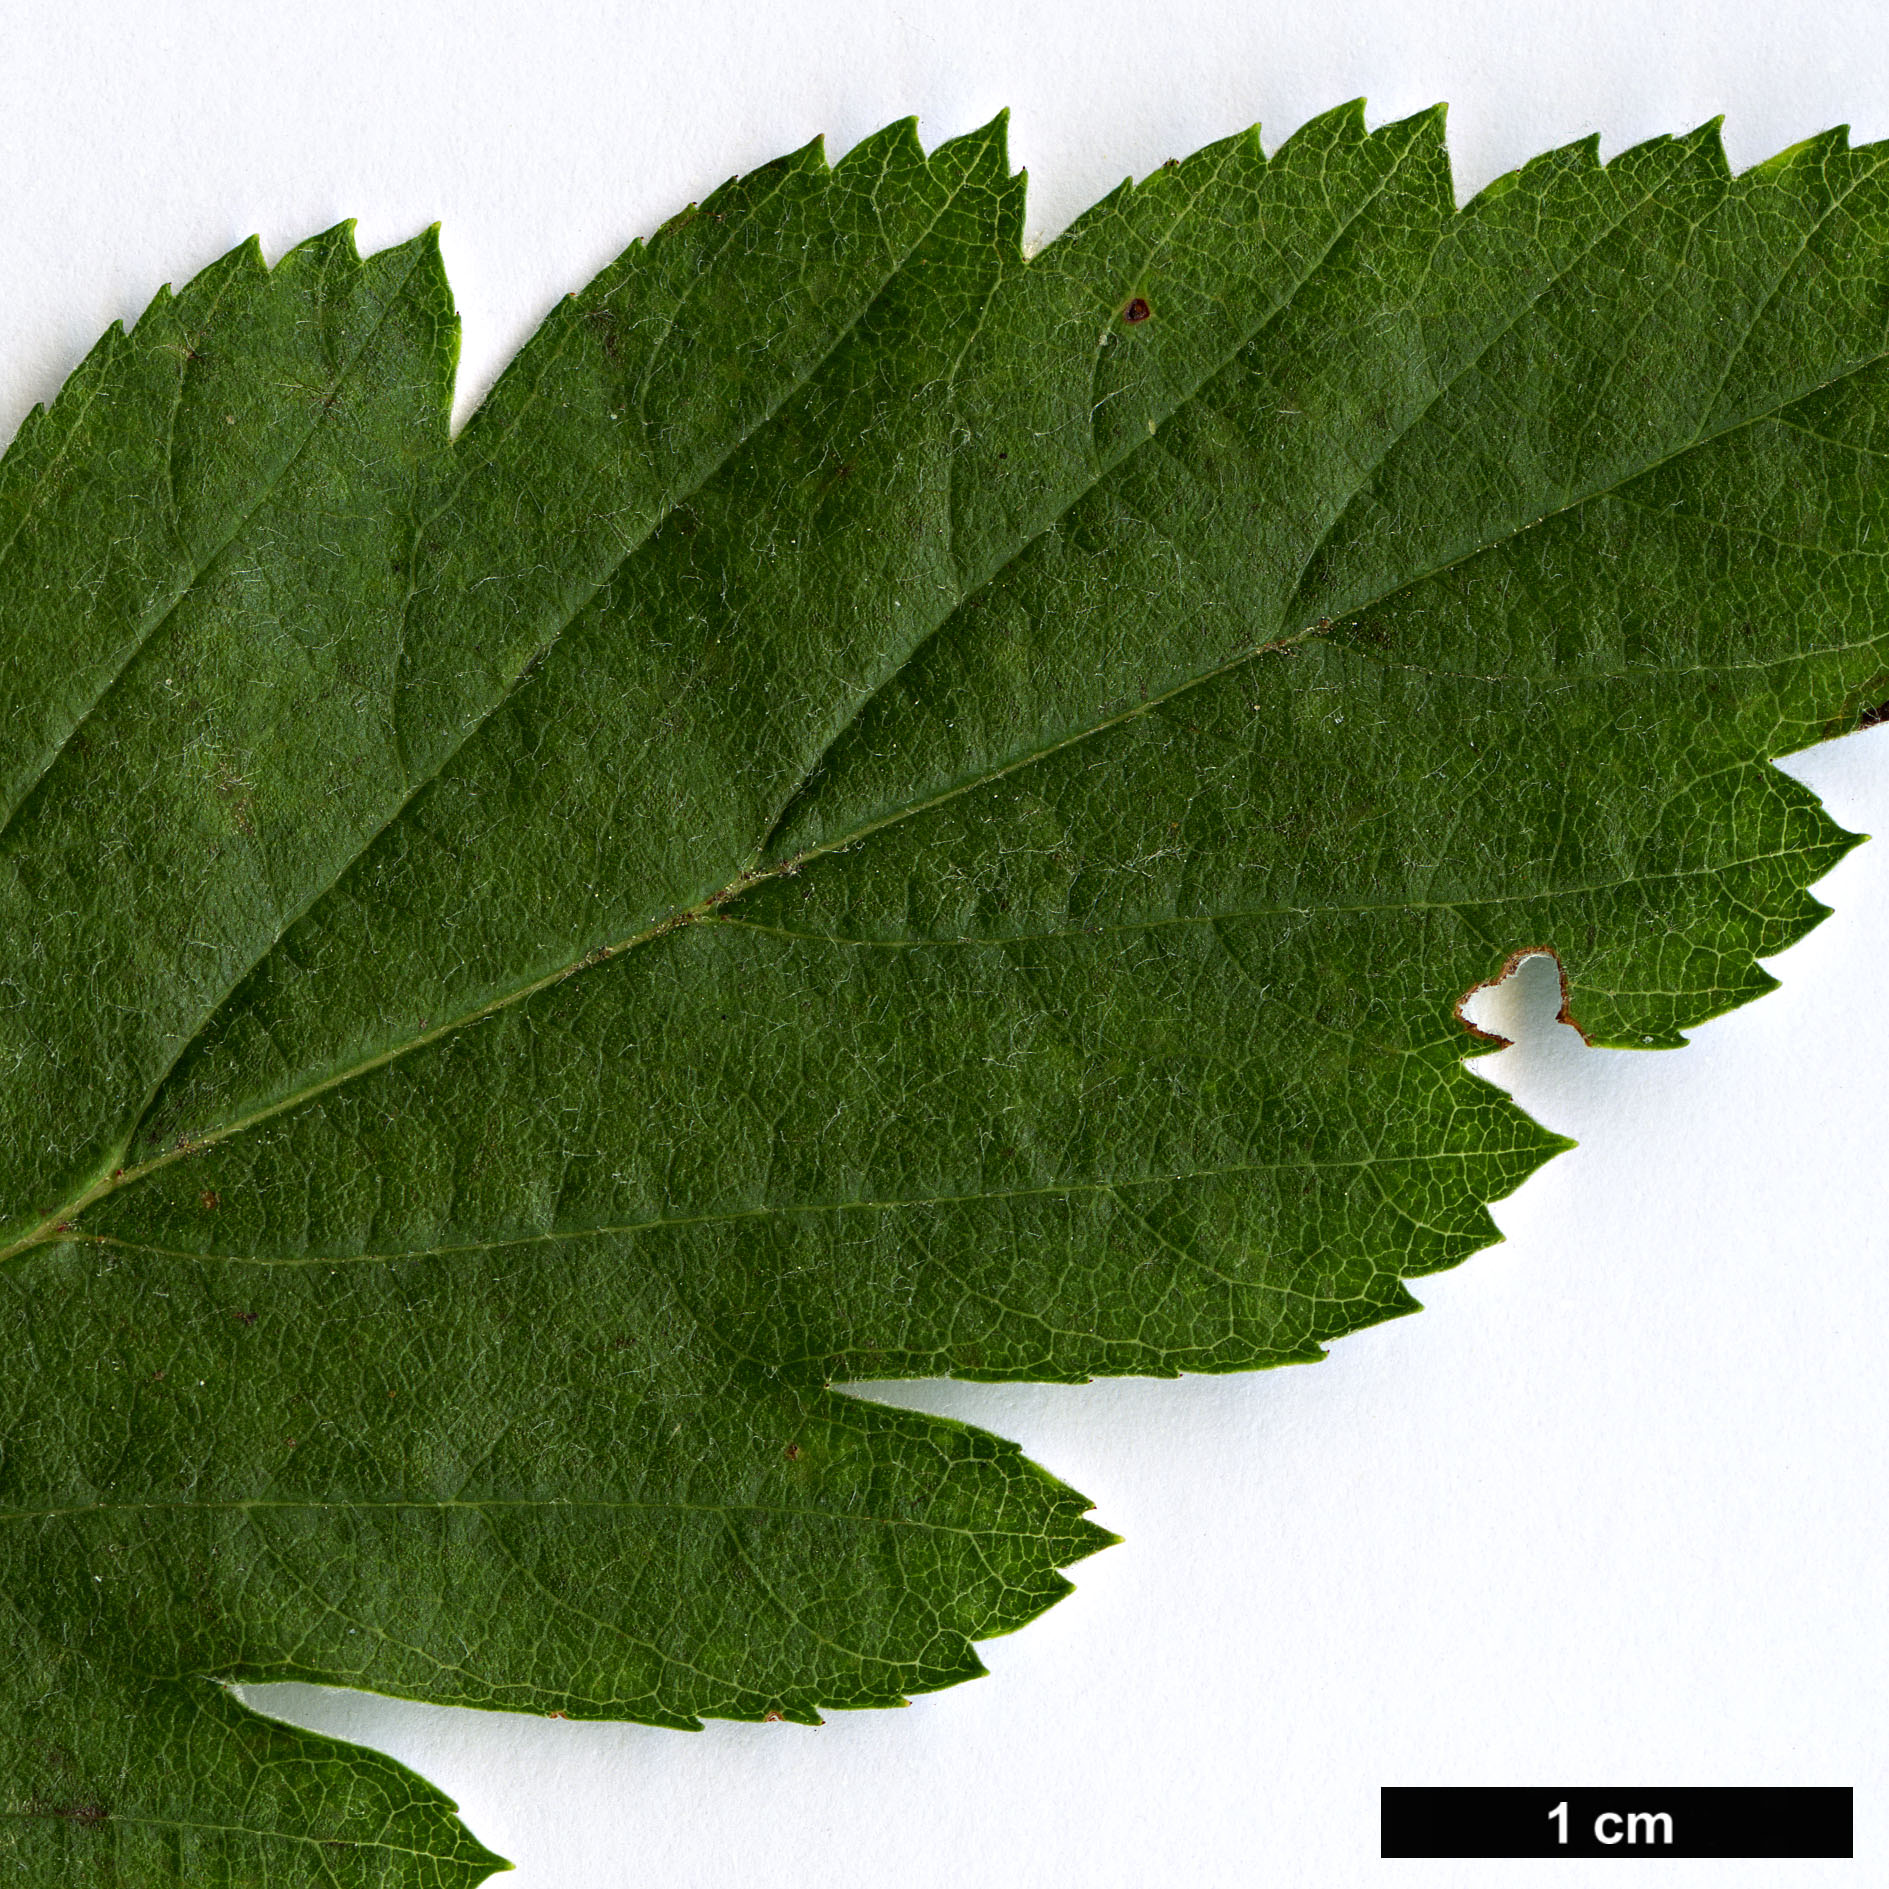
[2,103,1884,1878]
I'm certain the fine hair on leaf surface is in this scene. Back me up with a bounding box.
[1,100,1883,1881]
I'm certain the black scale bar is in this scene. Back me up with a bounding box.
[1381,1786,1852,1858]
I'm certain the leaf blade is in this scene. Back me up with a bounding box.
[4,107,1888,1879]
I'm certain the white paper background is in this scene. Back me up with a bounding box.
[1,4,1883,1883]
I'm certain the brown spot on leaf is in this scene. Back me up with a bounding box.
[1822,670,1889,737]
[229,1310,257,1327]
[199,1190,220,1211]
[784,1443,801,1461]
[1123,297,1151,324]
[584,304,623,364]
[28,1799,107,1828]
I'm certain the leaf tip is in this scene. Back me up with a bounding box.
[1272,95,1368,161]
[414,219,451,278]
[1328,95,1370,139]
[963,104,1013,176]
[867,113,925,168]
[1680,114,1733,176]
[1749,123,1853,178]
[1375,97,1449,143]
